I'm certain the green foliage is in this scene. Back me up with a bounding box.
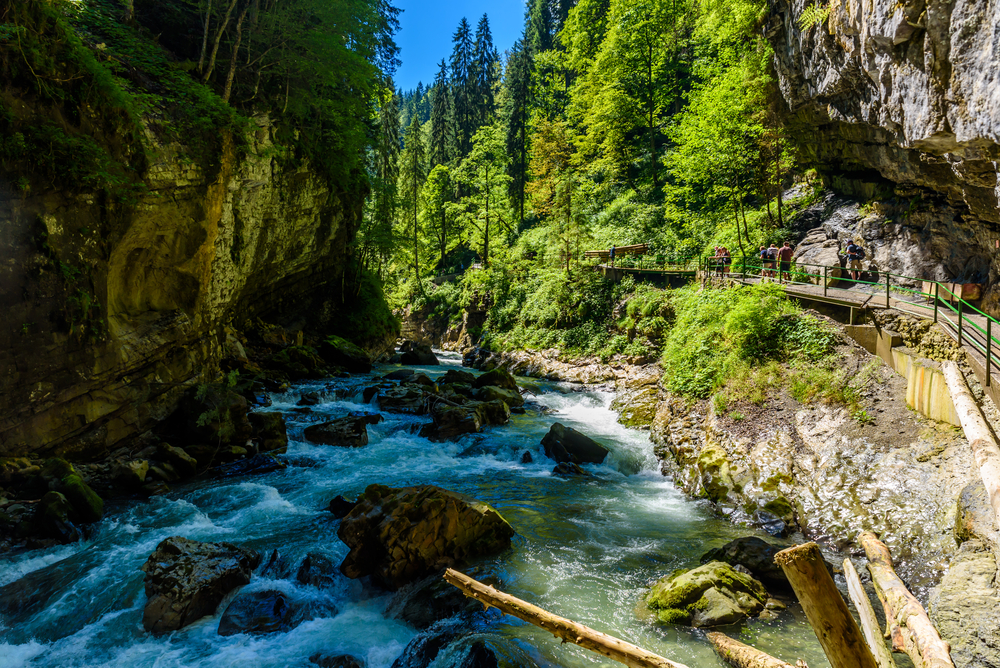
[798,3,831,30]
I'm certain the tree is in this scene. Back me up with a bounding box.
[472,14,499,130]
[429,60,454,167]
[400,116,428,292]
[450,18,476,156]
[527,119,585,273]
[527,0,552,56]
[361,89,401,279]
[502,39,532,227]
[422,165,455,268]
[454,124,511,268]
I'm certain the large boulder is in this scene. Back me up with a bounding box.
[264,346,328,380]
[319,336,373,374]
[304,414,383,447]
[338,484,515,589]
[474,386,524,408]
[33,491,83,543]
[179,386,253,450]
[140,536,261,634]
[472,368,518,392]
[40,458,104,524]
[700,537,789,589]
[420,400,511,441]
[541,424,609,465]
[440,369,476,386]
[248,412,288,453]
[218,589,315,636]
[378,385,429,414]
[400,341,440,366]
[645,561,768,627]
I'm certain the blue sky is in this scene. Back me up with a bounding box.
[392,0,527,91]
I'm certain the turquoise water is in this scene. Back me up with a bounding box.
[0,352,829,667]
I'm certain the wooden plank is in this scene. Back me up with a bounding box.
[843,558,897,668]
[442,568,689,668]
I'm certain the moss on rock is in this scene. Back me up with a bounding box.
[645,561,768,627]
[696,447,735,503]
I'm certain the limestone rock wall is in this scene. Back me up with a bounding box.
[768,0,1000,297]
[0,116,359,458]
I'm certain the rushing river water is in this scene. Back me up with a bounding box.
[0,351,830,668]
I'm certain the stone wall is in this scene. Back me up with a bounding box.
[0,116,360,458]
[768,0,1000,301]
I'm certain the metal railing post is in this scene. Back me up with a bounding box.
[958,299,964,347]
[886,272,891,306]
[988,318,993,388]
[934,283,939,323]
[823,266,828,297]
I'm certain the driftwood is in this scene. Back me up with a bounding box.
[774,543,878,668]
[442,568,689,668]
[942,361,1000,530]
[857,532,955,668]
[842,558,897,668]
[707,632,801,668]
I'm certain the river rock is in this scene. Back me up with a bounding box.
[474,385,524,408]
[33,491,83,543]
[338,484,515,589]
[552,462,589,477]
[248,412,288,453]
[218,589,314,636]
[400,341,440,366]
[157,444,198,477]
[378,385,428,414]
[296,552,339,588]
[929,540,1000,668]
[304,414,383,447]
[329,495,359,518]
[265,346,327,380]
[298,392,322,406]
[611,366,660,428]
[310,655,364,668]
[179,386,253,449]
[140,536,261,634]
[385,369,415,380]
[700,537,789,589]
[645,561,768,627]
[472,368,518,392]
[212,454,287,478]
[40,458,104,524]
[420,400,511,441]
[386,572,483,628]
[541,423,609,465]
[318,336,373,374]
[441,369,476,386]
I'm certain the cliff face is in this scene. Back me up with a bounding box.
[0,116,359,458]
[768,0,1000,287]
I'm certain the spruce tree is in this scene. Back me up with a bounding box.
[472,14,499,130]
[399,116,428,293]
[429,60,454,167]
[502,39,532,227]
[449,18,475,156]
[527,0,552,55]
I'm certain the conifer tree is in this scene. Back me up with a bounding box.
[399,116,428,292]
[360,88,400,278]
[449,18,476,156]
[502,39,532,227]
[472,14,499,130]
[429,60,454,167]
[527,0,552,55]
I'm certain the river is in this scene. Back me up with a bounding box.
[0,351,829,668]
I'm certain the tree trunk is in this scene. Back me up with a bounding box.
[443,569,690,668]
[775,138,783,227]
[857,532,956,668]
[774,543,879,668]
[123,0,135,22]
[483,163,490,268]
[198,0,213,74]
[414,170,423,296]
[942,361,1000,529]
[222,1,250,102]
[203,0,240,84]
[842,559,897,668]
[706,632,799,668]
[732,202,746,265]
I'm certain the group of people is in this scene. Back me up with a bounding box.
[710,246,732,275]
[758,242,795,283]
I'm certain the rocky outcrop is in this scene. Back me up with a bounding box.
[304,414,383,448]
[318,336,373,374]
[337,484,515,590]
[768,0,1000,301]
[419,400,511,441]
[0,112,369,460]
[140,536,261,634]
[645,561,769,627]
[700,537,791,590]
[541,423,609,465]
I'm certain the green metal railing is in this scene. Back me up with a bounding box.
[589,253,701,272]
[703,254,999,387]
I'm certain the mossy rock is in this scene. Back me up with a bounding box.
[265,346,328,380]
[696,447,735,503]
[40,458,103,523]
[645,561,768,627]
[473,368,519,392]
[762,496,796,524]
[475,385,524,407]
[318,336,372,374]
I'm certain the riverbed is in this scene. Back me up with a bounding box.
[0,351,829,668]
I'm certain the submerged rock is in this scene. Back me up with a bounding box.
[212,454,287,478]
[140,536,261,634]
[218,589,316,636]
[318,336,373,374]
[552,462,589,477]
[541,423,609,465]
[311,655,364,668]
[386,572,484,628]
[645,561,768,627]
[296,552,339,588]
[338,484,515,589]
[304,414,383,448]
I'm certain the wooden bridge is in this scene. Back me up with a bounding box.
[584,245,699,278]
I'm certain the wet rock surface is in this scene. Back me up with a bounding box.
[399,340,440,366]
[700,537,790,590]
[337,484,515,590]
[645,561,769,627]
[140,536,261,634]
[541,423,609,465]
[420,401,511,441]
[217,589,315,636]
[304,414,383,447]
[929,540,1000,668]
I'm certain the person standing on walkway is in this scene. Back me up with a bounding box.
[758,246,769,279]
[777,242,793,283]
[610,245,616,268]
[845,239,863,282]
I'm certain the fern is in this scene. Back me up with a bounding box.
[798,3,830,30]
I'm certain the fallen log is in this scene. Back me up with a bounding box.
[442,568,688,668]
[774,543,878,668]
[842,558,896,668]
[857,532,955,668]
[942,361,1000,530]
[707,632,799,668]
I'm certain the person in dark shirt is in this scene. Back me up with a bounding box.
[777,242,793,283]
[845,239,863,281]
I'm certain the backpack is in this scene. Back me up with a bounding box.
[855,247,866,260]
[767,248,777,260]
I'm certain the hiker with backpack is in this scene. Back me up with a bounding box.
[758,246,769,279]
[845,239,865,281]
